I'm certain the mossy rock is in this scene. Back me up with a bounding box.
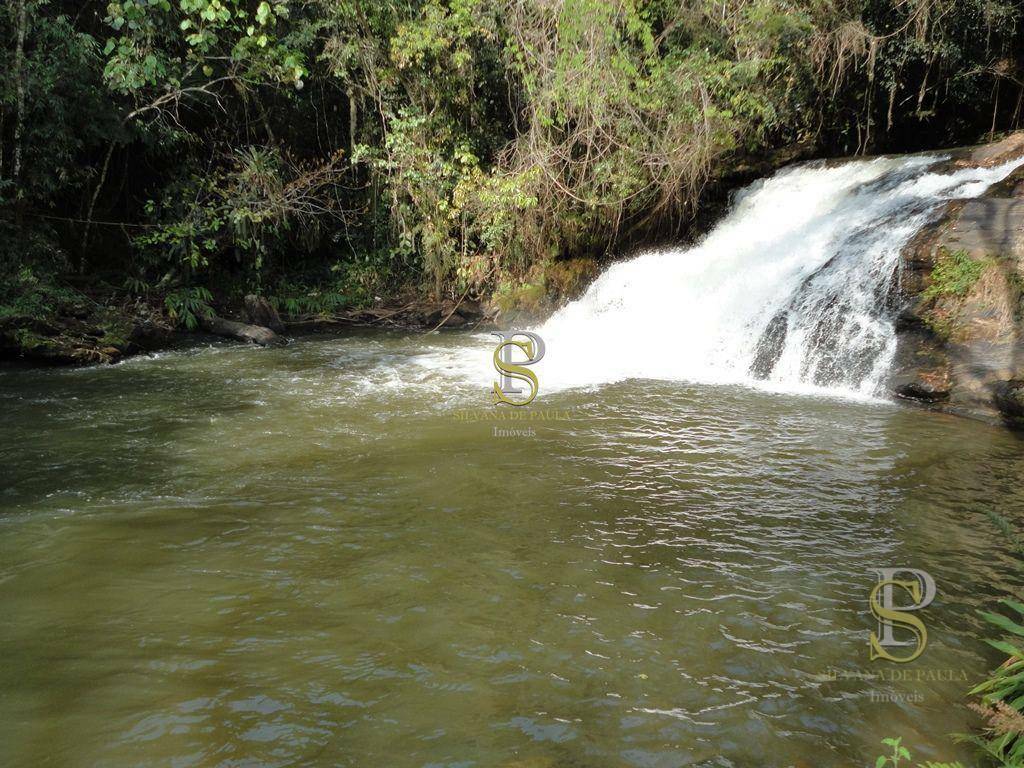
[490,258,600,320]
[544,258,600,301]
[922,248,988,301]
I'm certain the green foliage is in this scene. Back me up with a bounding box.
[985,509,1024,558]
[102,0,306,95]
[925,249,989,300]
[873,736,964,768]
[1,0,1022,315]
[877,736,913,768]
[832,0,1022,151]
[164,286,212,329]
[0,262,136,363]
[0,265,83,321]
[135,146,348,284]
[957,509,1024,767]
[271,279,349,317]
[493,278,547,315]
[123,275,150,297]
[0,1,120,208]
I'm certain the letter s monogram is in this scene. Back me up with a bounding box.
[493,339,540,406]
[491,331,545,406]
[869,579,929,663]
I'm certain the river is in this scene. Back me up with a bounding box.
[2,331,1023,767]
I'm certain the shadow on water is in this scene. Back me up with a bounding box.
[0,346,262,512]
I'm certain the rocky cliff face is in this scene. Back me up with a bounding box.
[891,133,1024,429]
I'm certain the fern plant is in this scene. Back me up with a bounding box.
[123,276,150,298]
[164,287,213,330]
[270,281,348,318]
[956,510,1024,767]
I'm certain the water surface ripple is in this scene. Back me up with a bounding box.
[1,332,1023,767]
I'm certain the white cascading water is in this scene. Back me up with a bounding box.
[530,154,1024,399]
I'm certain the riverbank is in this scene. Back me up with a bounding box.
[0,255,601,366]
[0,282,497,366]
[7,131,1024,438]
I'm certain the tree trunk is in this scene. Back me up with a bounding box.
[81,140,116,258]
[12,0,27,228]
[200,314,282,346]
[349,88,358,149]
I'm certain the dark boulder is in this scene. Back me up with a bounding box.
[994,380,1024,426]
[244,295,286,334]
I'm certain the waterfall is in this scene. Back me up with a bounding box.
[535,154,1024,399]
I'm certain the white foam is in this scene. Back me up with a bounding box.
[515,154,1024,398]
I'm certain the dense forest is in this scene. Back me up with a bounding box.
[1,0,1022,352]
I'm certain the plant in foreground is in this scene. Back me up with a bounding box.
[956,510,1024,767]
[959,598,1024,766]
[874,736,963,768]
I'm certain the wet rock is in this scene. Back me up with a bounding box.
[891,132,1024,428]
[244,294,286,334]
[994,379,1024,425]
[129,317,174,349]
[890,326,952,402]
[423,300,479,328]
[895,376,952,403]
[749,311,788,379]
[456,298,484,321]
[942,197,1024,258]
[966,133,1024,166]
[118,302,175,355]
[0,308,140,365]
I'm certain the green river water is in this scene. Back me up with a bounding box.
[2,331,1023,768]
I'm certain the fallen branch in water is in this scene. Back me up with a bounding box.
[200,314,282,346]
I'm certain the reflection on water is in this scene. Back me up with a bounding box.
[1,331,1023,767]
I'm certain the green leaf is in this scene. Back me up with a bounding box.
[981,611,1024,637]
[1002,599,1024,616]
[987,639,1024,659]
